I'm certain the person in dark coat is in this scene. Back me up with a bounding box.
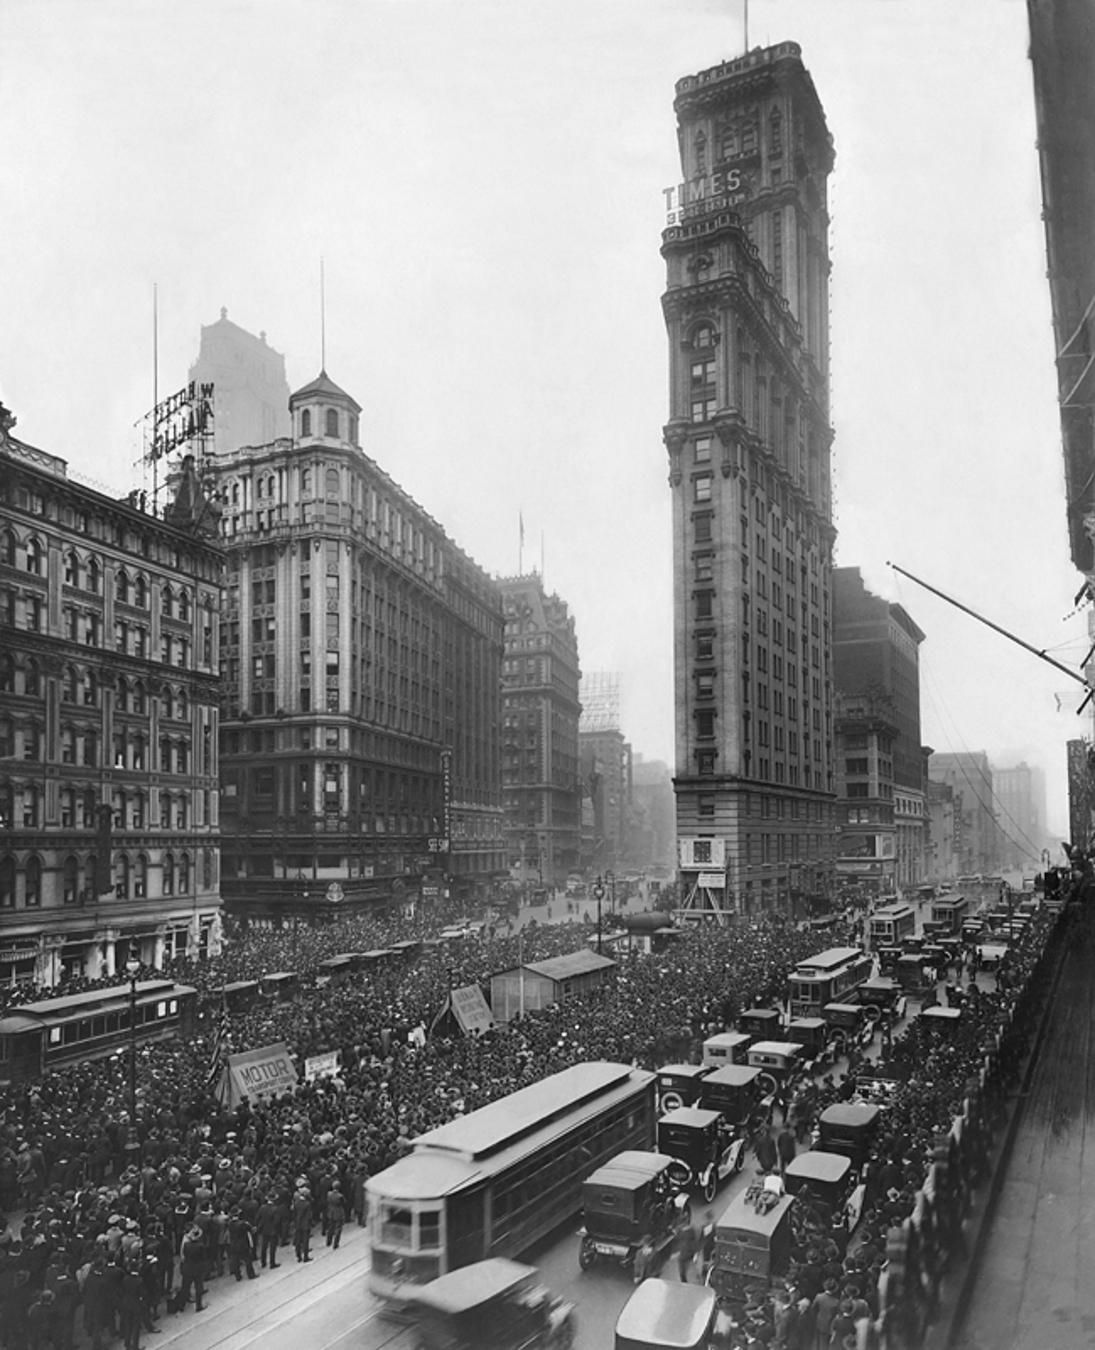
[117,1261,145,1350]
[292,1188,313,1263]
[177,1225,207,1313]
[324,1184,346,1250]
[777,1125,798,1174]
[755,1127,778,1174]
[227,1208,257,1280]
[255,1192,281,1269]
[82,1255,117,1350]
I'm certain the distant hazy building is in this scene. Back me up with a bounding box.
[500,575,582,882]
[993,762,1047,872]
[630,757,677,871]
[929,752,1000,876]
[926,776,958,883]
[662,42,837,920]
[832,690,898,895]
[189,308,291,457]
[207,368,505,915]
[832,567,927,890]
[0,402,224,985]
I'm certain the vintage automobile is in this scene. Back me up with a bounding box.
[406,1258,575,1350]
[873,944,903,976]
[738,1007,784,1040]
[706,1189,796,1303]
[701,1031,753,1068]
[785,1017,833,1071]
[821,1002,874,1053]
[918,1005,963,1035]
[745,1040,805,1098]
[658,1106,746,1203]
[698,1064,767,1132]
[961,917,985,941]
[853,977,906,1022]
[894,954,938,1003]
[977,941,1010,971]
[655,1063,713,1114]
[783,1149,866,1239]
[579,1151,690,1273]
[615,1279,718,1350]
[816,1102,882,1169]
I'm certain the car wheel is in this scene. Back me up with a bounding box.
[660,1091,685,1113]
[758,1071,778,1097]
[703,1172,717,1204]
[578,1237,596,1271]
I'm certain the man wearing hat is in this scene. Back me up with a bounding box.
[177,1225,207,1314]
[292,1187,313,1263]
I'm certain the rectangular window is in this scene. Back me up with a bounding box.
[695,591,713,620]
[694,554,714,582]
[698,794,715,818]
[696,709,716,737]
[691,359,716,388]
[694,476,712,503]
[694,436,712,464]
[694,514,712,543]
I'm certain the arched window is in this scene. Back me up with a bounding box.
[177,688,189,721]
[178,590,191,622]
[163,851,175,896]
[23,658,40,697]
[82,790,98,829]
[24,537,43,575]
[24,857,42,907]
[82,669,98,707]
[22,786,40,827]
[0,655,12,694]
[301,410,311,438]
[62,666,79,702]
[117,676,129,711]
[87,556,101,593]
[132,736,146,772]
[0,856,14,906]
[694,130,707,173]
[115,568,130,604]
[301,467,312,496]
[134,574,148,608]
[82,731,98,768]
[63,855,79,905]
[132,680,146,714]
[0,531,15,566]
[115,852,130,899]
[64,550,80,586]
[325,408,339,438]
[23,723,41,761]
[162,585,174,620]
[135,853,148,898]
[178,851,191,894]
[202,848,214,889]
[326,467,340,498]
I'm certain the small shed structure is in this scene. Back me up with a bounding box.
[490,949,616,1022]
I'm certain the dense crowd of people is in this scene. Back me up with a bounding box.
[0,885,1065,1350]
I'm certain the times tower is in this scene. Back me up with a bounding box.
[662,43,837,918]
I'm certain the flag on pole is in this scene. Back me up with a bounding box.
[205,994,229,1093]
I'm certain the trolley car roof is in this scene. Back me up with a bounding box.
[403,1062,652,1165]
[14,980,194,1017]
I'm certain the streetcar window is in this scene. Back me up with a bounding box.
[380,1204,413,1244]
[49,1027,61,1044]
[169,999,178,1013]
[418,1210,441,1250]
[157,1001,167,1017]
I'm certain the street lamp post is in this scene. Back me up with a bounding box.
[593,876,606,952]
[124,952,141,1166]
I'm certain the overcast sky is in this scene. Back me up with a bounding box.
[2,0,1083,843]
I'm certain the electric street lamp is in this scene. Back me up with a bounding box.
[124,951,141,1166]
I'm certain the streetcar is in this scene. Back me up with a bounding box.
[929,894,969,935]
[0,979,198,1086]
[786,947,873,1019]
[365,1061,656,1302]
[867,903,917,949]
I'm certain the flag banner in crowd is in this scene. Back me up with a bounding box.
[205,998,229,1092]
[304,1049,341,1081]
[429,983,495,1038]
[219,1042,298,1108]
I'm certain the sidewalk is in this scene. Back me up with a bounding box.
[137,1224,370,1350]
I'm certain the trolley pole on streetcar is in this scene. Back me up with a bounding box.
[124,950,141,1167]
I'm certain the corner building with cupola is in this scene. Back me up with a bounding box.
[662,42,837,918]
[208,369,505,919]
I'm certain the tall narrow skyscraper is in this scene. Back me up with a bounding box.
[662,43,837,918]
